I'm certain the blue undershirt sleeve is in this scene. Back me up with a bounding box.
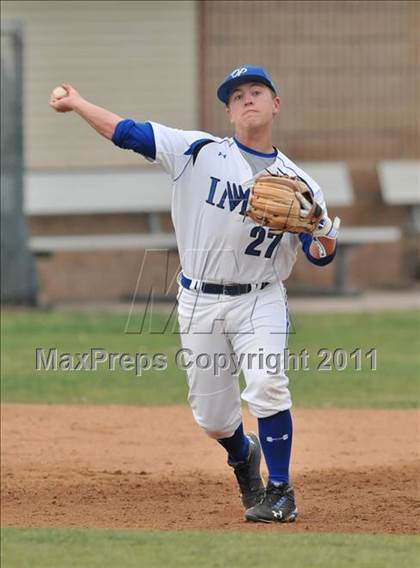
[111,119,156,160]
[299,233,337,266]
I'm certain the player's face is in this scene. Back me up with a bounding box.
[226,83,280,129]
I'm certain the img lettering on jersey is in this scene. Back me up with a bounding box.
[205,176,250,216]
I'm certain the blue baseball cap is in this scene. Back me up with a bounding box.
[217,65,277,104]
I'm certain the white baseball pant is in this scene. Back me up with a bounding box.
[176,281,292,439]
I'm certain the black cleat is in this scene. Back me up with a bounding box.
[228,433,265,509]
[245,480,298,523]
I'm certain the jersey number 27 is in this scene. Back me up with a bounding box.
[245,227,283,258]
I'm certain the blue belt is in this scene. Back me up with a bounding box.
[180,274,270,296]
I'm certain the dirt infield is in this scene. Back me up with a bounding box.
[1,404,419,534]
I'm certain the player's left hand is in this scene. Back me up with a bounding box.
[296,192,340,239]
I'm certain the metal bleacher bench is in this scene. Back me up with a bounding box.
[299,162,402,294]
[26,162,404,294]
[378,160,420,231]
[26,168,177,253]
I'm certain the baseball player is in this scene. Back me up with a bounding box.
[49,65,338,523]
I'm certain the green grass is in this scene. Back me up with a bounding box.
[1,528,419,568]
[1,309,419,408]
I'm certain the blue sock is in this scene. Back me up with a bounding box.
[218,422,250,463]
[258,409,293,484]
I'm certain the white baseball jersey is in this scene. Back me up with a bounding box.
[149,122,327,284]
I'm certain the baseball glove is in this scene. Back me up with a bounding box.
[246,174,324,234]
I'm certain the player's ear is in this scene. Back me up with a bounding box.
[226,104,235,124]
[272,95,281,117]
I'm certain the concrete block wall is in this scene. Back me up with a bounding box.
[201,1,419,162]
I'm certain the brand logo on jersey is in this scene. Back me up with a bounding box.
[231,67,247,78]
[218,151,227,159]
[205,176,249,216]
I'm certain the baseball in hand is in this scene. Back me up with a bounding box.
[52,86,68,99]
